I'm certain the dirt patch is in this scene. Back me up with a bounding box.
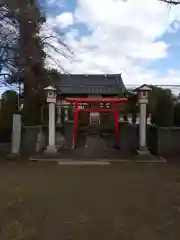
[0,162,180,239]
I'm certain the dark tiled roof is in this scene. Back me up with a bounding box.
[57,74,125,95]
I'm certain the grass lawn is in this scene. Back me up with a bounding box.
[0,161,180,239]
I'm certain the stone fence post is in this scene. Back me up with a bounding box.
[11,114,22,154]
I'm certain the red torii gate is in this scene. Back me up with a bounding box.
[65,97,128,149]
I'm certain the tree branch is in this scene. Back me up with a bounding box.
[159,0,180,5]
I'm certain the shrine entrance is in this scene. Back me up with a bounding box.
[43,83,151,157]
[65,97,128,149]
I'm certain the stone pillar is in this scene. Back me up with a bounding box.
[57,100,62,125]
[48,102,56,145]
[64,107,68,121]
[44,86,57,153]
[11,114,21,154]
[136,85,151,155]
[139,102,147,151]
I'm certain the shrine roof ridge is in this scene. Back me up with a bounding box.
[57,73,126,95]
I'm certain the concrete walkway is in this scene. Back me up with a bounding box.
[29,155,166,165]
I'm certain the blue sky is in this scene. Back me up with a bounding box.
[41,0,180,87]
[149,28,180,74]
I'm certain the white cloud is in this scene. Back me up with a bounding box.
[45,0,180,87]
[131,41,168,60]
[56,12,74,28]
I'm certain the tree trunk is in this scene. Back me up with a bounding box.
[18,0,45,125]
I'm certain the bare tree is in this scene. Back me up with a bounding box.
[121,0,180,4]
[0,5,19,87]
[1,0,71,125]
[1,1,71,83]
[159,0,180,4]
[40,21,72,73]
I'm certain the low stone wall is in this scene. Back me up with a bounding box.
[158,127,180,157]
[15,122,180,157]
[64,121,74,149]
[0,143,11,154]
[147,125,157,155]
[21,126,45,155]
[21,122,139,156]
[147,126,180,157]
[22,125,65,155]
[119,124,138,152]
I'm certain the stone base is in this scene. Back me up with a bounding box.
[44,145,58,154]
[135,147,165,162]
[8,153,21,160]
[137,150,150,156]
[137,146,150,156]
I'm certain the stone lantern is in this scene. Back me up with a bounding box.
[44,85,57,153]
[44,85,57,103]
[137,85,151,105]
[135,84,151,154]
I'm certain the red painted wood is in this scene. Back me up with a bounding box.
[65,97,128,103]
[114,103,119,147]
[77,108,114,113]
[73,102,79,149]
